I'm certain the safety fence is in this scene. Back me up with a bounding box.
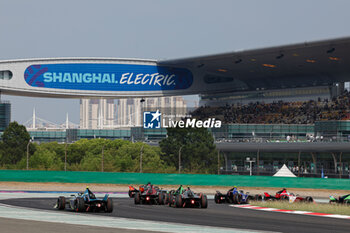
[0,170,349,190]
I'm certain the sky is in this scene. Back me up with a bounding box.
[0,0,350,124]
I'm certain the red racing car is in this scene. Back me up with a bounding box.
[263,188,313,202]
[131,183,167,205]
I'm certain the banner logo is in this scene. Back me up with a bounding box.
[143,109,221,129]
[24,63,193,91]
[143,110,162,129]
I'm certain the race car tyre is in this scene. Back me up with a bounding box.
[227,193,233,204]
[344,200,350,205]
[134,192,141,204]
[281,195,289,201]
[255,194,262,201]
[236,194,242,204]
[106,198,113,213]
[166,193,171,205]
[232,194,238,204]
[175,195,182,208]
[246,195,253,204]
[168,194,174,207]
[158,193,164,205]
[201,195,208,208]
[214,193,220,204]
[128,190,133,198]
[164,193,168,205]
[305,196,313,203]
[164,193,170,205]
[75,197,85,212]
[57,196,65,210]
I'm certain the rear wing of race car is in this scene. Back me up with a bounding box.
[102,194,109,201]
[128,186,139,198]
[264,192,270,197]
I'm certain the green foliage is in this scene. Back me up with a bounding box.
[0,126,210,174]
[1,122,35,165]
[29,147,63,170]
[159,127,218,174]
[114,143,138,172]
[66,139,89,164]
[39,142,65,161]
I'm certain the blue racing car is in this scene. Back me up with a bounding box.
[215,186,256,204]
[55,187,113,213]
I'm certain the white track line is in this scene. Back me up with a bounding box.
[231,204,350,220]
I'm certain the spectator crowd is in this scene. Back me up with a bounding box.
[192,91,350,124]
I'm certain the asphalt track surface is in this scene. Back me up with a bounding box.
[0,217,151,233]
[1,198,350,233]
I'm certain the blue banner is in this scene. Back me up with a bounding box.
[24,64,193,91]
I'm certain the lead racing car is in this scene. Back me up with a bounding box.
[55,187,113,212]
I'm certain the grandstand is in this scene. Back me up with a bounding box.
[191,89,350,178]
[193,90,350,124]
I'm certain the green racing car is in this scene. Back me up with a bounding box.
[329,194,350,204]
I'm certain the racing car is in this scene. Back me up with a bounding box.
[128,185,138,198]
[263,188,313,203]
[55,187,113,212]
[329,194,350,204]
[167,185,208,208]
[214,186,255,204]
[129,182,166,197]
[133,183,167,205]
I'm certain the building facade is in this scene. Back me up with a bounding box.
[80,99,115,129]
[80,97,187,129]
[0,102,10,132]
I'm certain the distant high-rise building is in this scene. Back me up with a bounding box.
[80,97,187,129]
[80,99,115,129]
[116,97,187,127]
[115,98,142,127]
[0,102,11,131]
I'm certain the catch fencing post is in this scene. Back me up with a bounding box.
[179,145,183,173]
[26,139,32,170]
[140,145,144,173]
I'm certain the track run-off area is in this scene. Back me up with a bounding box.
[0,192,349,233]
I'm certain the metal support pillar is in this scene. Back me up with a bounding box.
[311,152,317,174]
[217,150,220,175]
[256,149,260,175]
[298,151,301,177]
[224,153,228,173]
[339,152,343,179]
[331,153,337,174]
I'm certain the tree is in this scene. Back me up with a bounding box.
[77,138,131,172]
[29,147,63,170]
[39,142,65,161]
[159,127,218,173]
[1,122,34,165]
[114,142,170,173]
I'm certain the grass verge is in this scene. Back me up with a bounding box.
[249,201,350,216]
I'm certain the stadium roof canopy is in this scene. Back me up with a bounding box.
[0,37,350,98]
[160,36,350,95]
